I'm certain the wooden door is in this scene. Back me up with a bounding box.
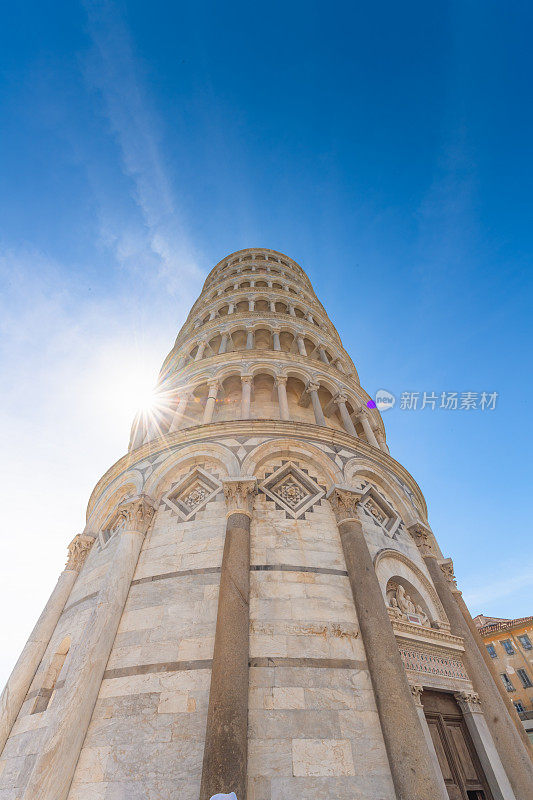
[422,690,492,800]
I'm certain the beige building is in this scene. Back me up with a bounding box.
[0,248,532,800]
[474,614,533,744]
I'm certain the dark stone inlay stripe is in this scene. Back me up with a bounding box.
[249,657,366,670]
[63,591,98,614]
[27,680,65,704]
[103,659,213,680]
[131,566,221,586]
[251,564,348,576]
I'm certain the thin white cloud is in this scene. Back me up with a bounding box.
[82,0,202,295]
[0,2,207,688]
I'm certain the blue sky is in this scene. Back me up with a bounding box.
[1,0,532,684]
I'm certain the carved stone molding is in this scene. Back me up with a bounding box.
[222,477,257,517]
[65,534,94,573]
[408,521,437,558]
[455,690,482,714]
[439,558,461,594]
[410,683,424,708]
[118,495,157,535]
[326,485,363,524]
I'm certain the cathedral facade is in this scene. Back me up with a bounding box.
[1,248,531,800]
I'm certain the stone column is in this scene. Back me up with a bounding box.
[376,430,390,454]
[218,333,229,354]
[335,359,345,373]
[248,298,255,312]
[296,335,307,356]
[195,339,207,361]
[318,345,329,364]
[327,487,447,800]
[272,329,281,351]
[307,382,326,426]
[410,685,449,800]
[203,381,219,424]
[168,389,191,432]
[306,312,315,324]
[209,310,217,321]
[288,304,296,317]
[454,691,517,800]
[200,478,257,800]
[246,328,254,350]
[409,526,533,800]
[269,300,276,313]
[228,302,235,315]
[358,410,379,447]
[0,534,93,756]
[23,496,156,800]
[275,376,290,420]
[240,375,252,419]
[335,393,358,436]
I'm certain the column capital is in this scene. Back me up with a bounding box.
[241,374,253,385]
[118,494,157,535]
[454,690,482,714]
[334,392,348,405]
[274,375,287,386]
[439,557,461,593]
[222,477,257,517]
[207,380,219,394]
[408,521,437,558]
[65,534,94,573]
[306,380,320,393]
[326,485,363,524]
[410,683,424,708]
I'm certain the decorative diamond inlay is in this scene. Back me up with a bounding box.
[162,468,221,521]
[360,486,400,537]
[260,462,325,519]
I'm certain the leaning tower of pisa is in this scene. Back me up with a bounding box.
[0,248,531,800]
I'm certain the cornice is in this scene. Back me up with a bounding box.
[86,419,428,524]
[392,620,465,652]
[175,309,343,350]
[160,349,360,388]
[202,269,318,301]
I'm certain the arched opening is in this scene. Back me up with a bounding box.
[286,377,315,424]
[32,636,71,714]
[231,329,247,351]
[215,375,242,422]
[294,307,305,319]
[250,373,277,419]
[255,280,268,288]
[255,298,269,313]
[279,331,295,353]
[275,301,288,313]
[241,281,251,289]
[183,384,207,428]
[303,337,317,359]
[254,328,271,349]
[319,386,344,431]
[235,300,248,313]
[219,304,229,316]
[207,335,221,355]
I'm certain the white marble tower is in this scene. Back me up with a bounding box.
[0,248,531,800]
